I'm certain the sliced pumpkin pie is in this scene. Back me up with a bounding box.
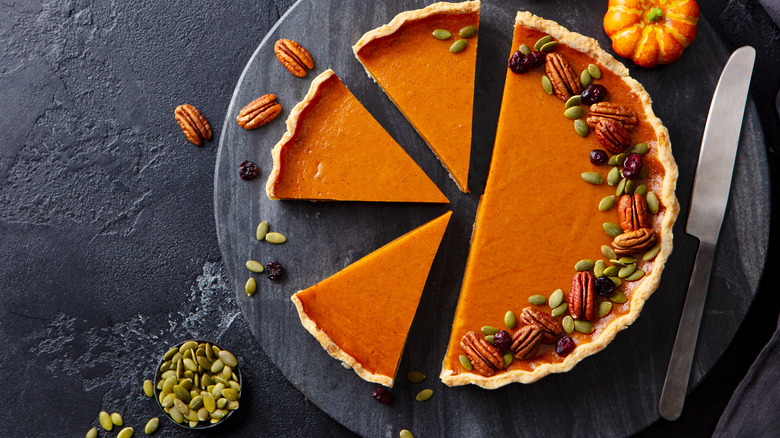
[266,69,448,203]
[292,211,452,387]
[353,1,480,193]
[440,12,679,388]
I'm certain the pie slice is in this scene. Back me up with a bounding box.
[265,69,448,203]
[353,1,480,193]
[292,211,452,387]
[440,12,679,388]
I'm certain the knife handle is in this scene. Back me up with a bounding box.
[659,241,716,420]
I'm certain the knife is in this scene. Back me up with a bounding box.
[658,46,756,421]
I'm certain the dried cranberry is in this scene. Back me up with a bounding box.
[596,276,617,297]
[238,160,259,180]
[372,387,393,404]
[493,330,512,355]
[622,153,643,180]
[581,84,608,105]
[589,149,609,166]
[508,51,524,73]
[556,336,576,356]
[520,50,546,72]
[265,261,284,280]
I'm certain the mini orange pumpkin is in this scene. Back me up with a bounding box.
[604,0,700,68]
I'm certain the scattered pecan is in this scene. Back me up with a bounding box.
[612,228,657,256]
[570,271,597,321]
[520,307,564,344]
[174,104,212,146]
[460,331,503,376]
[237,94,282,129]
[274,39,314,77]
[618,194,651,232]
[586,102,637,131]
[595,118,631,154]
[544,52,581,101]
[511,324,542,360]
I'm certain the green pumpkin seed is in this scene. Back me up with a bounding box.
[212,382,225,399]
[603,222,623,238]
[643,244,661,261]
[519,44,531,55]
[481,325,498,336]
[203,392,216,412]
[211,409,227,420]
[619,256,636,264]
[540,40,558,53]
[416,389,434,401]
[144,417,159,435]
[609,258,626,267]
[562,316,574,334]
[528,294,547,305]
[607,167,620,186]
[111,412,123,426]
[639,167,647,179]
[630,142,650,154]
[256,221,269,241]
[615,178,626,197]
[211,358,225,374]
[400,430,415,438]
[552,303,568,317]
[565,95,582,109]
[574,320,594,334]
[219,350,238,368]
[174,385,191,403]
[226,400,239,411]
[183,357,198,372]
[601,245,617,260]
[265,232,286,244]
[222,365,232,380]
[549,289,564,309]
[609,276,622,286]
[174,398,189,415]
[603,266,619,277]
[575,259,595,271]
[504,311,516,329]
[197,356,213,370]
[580,69,592,87]
[406,371,426,383]
[615,153,627,165]
[626,269,646,281]
[228,381,240,391]
[198,406,209,421]
[86,427,98,438]
[100,411,113,431]
[450,39,467,53]
[608,154,619,166]
[180,340,197,352]
[565,106,585,119]
[459,25,478,38]
[634,184,647,196]
[246,260,264,273]
[594,260,606,278]
[646,192,660,214]
[624,179,635,194]
[599,195,615,211]
[574,119,589,137]
[503,352,513,368]
[217,396,227,410]
[432,29,451,40]
[189,395,203,410]
[245,277,256,296]
[581,172,602,184]
[534,35,553,50]
[587,63,602,79]
[162,393,176,408]
[222,388,240,401]
[609,290,627,303]
[541,75,553,94]
[459,355,473,371]
[597,301,613,317]
[117,427,134,438]
[484,335,495,345]
[144,379,154,397]
[169,406,184,423]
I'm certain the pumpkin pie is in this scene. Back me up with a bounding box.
[292,211,452,387]
[265,69,448,203]
[440,12,679,388]
[353,1,480,193]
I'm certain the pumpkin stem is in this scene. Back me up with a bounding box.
[647,7,664,22]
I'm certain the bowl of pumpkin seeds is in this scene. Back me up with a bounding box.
[154,340,241,429]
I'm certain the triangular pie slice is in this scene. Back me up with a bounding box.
[292,211,452,387]
[440,12,679,388]
[266,69,448,203]
[353,1,480,193]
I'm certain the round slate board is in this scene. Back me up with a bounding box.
[214,1,770,436]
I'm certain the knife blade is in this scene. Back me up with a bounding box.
[659,46,756,421]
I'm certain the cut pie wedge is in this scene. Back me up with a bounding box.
[353,1,480,193]
[266,69,448,203]
[292,211,452,387]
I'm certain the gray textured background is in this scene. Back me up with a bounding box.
[0,0,778,437]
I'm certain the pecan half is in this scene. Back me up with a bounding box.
[544,52,581,101]
[618,194,651,232]
[586,102,637,131]
[570,271,597,321]
[511,324,542,360]
[460,331,503,376]
[612,228,657,256]
[237,94,282,130]
[520,307,564,344]
[174,104,212,146]
[595,118,631,154]
[274,39,314,77]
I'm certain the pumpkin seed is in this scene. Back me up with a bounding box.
[245,260,264,273]
[265,232,286,244]
[626,269,646,281]
[504,311,516,329]
[219,350,238,368]
[534,35,553,50]
[406,371,426,383]
[255,221,269,241]
[552,303,568,317]
[574,320,594,334]
[541,75,553,94]
[608,154,619,166]
[616,153,627,164]
[111,412,123,426]
[144,418,159,435]
[203,392,216,412]
[86,428,98,438]
[599,195,615,211]
[212,382,225,399]
[143,379,154,397]
[562,316,574,333]
[198,406,209,421]
[540,40,558,53]
[581,171,602,184]
[459,25,478,38]
[587,63,602,79]
[634,184,647,196]
[609,290,627,303]
[189,395,203,410]
[619,256,636,264]
[580,69,592,87]
[183,357,198,372]
[416,389,434,401]
[459,355,473,371]
[574,119,589,137]
[639,167,647,178]
[117,427,134,438]
[245,277,256,296]
[211,358,225,374]
[643,244,661,261]
[646,192,660,214]
[503,352,513,368]
[615,178,626,197]
[609,258,626,267]
[180,340,197,352]
[609,276,622,286]
[400,430,415,438]
[630,142,649,154]
[169,406,184,423]
[99,411,113,431]
[485,335,495,345]
[432,29,451,40]
[607,167,620,186]
[519,44,531,55]
[624,179,635,194]
[603,222,622,237]
[174,385,191,403]
[601,245,617,260]
[481,325,498,336]
[549,289,564,309]
[450,39,467,53]
[216,397,228,410]
[174,398,189,415]
[565,95,582,109]
[211,409,227,420]
[565,106,585,119]
[575,259,595,271]
[528,294,547,305]
[226,400,239,411]
[597,301,613,317]
[603,266,619,277]
[162,393,176,408]
[594,260,606,278]
[222,388,239,401]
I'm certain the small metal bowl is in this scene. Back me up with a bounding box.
[153,339,242,429]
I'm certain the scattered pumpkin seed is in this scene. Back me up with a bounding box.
[562,316,574,333]
[86,428,98,438]
[619,256,636,264]
[574,119,589,137]
[265,232,286,244]
[416,389,434,401]
[603,266,619,277]
[565,95,582,109]
[540,40,558,53]
[575,259,595,271]
[99,411,113,431]
[111,412,123,426]
[639,167,647,179]
[609,276,622,287]
[528,294,547,305]
[630,143,650,154]
[609,258,626,267]
[597,301,613,317]
[549,289,564,309]
[626,269,646,281]
[541,75,553,94]
[616,153,627,165]
[144,379,154,397]
[594,260,606,278]
[608,154,619,166]
[643,244,661,261]
[245,277,256,296]
[646,192,660,214]
[503,352,513,368]
[565,106,585,119]
[634,184,647,196]
[406,371,426,383]
[616,178,626,197]
[504,311,516,329]
[587,63,602,79]
[117,427,134,438]
[484,335,495,345]
[534,35,553,50]
[603,222,623,237]
[450,39,467,53]
[481,325,498,336]
[459,25,478,38]
[255,221,269,241]
[580,69,592,87]
[519,44,531,55]
[552,303,568,317]
[433,29,451,40]
[400,430,415,438]
[459,355,473,371]
[574,320,594,334]
[601,245,617,260]
[609,290,627,303]
[607,167,620,186]
[624,179,635,194]
[144,417,159,435]
[599,195,615,211]
[581,171,602,184]
[246,260,264,273]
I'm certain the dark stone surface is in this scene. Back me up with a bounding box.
[0,1,777,438]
